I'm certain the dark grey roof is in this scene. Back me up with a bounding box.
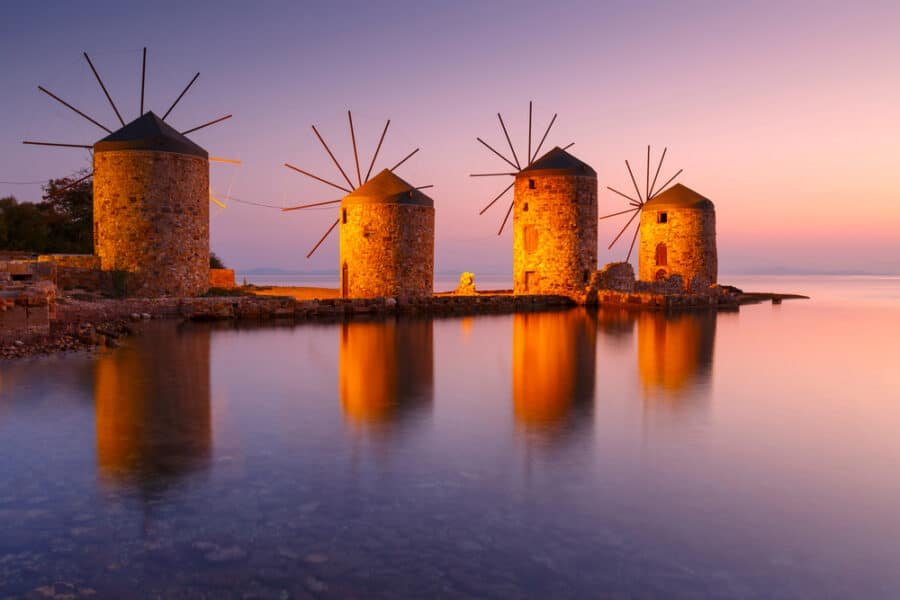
[645,183,714,210]
[93,111,208,158]
[519,146,596,176]
[342,169,433,207]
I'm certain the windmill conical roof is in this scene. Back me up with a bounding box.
[519,146,596,176]
[93,111,208,158]
[645,183,714,210]
[342,169,433,206]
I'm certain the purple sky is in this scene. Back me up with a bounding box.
[2,0,899,274]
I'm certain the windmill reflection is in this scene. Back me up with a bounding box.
[512,309,597,437]
[637,311,716,400]
[94,323,212,492]
[338,319,433,429]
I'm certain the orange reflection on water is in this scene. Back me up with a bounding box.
[637,312,716,397]
[338,319,433,427]
[94,324,212,487]
[512,310,597,433]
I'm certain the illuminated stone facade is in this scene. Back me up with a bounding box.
[339,169,434,299]
[92,112,210,298]
[513,147,597,297]
[638,183,717,291]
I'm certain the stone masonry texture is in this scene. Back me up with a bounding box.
[513,172,597,296]
[339,203,434,298]
[638,206,717,290]
[93,150,209,297]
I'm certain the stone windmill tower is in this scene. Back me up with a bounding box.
[472,102,597,296]
[24,48,233,297]
[282,112,434,298]
[602,147,716,290]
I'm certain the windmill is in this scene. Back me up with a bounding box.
[23,47,234,297]
[282,112,435,298]
[23,47,236,209]
[470,101,574,235]
[600,146,682,262]
[281,111,431,258]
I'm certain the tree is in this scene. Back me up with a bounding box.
[0,170,93,253]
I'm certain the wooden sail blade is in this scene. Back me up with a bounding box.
[528,101,532,168]
[364,119,390,182]
[469,172,517,177]
[209,187,227,209]
[209,157,241,164]
[348,111,362,187]
[284,163,352,193]
[389,148,419,172]
[37,86,112,134]
[562,142,574,151]
[306,218,340,259]
[281,199,342,212]
[311,124,355,190]
[607,209,641,250]
[181,114,232,135]
[530,113,557,164]
[140,47,146,116]
[625,159,643,204]
[162,72,200,121]
[625,221,641,262]
[48,171,93,194]
[649,168,683,200]
[83,52,125,127]
[648,147,667,198]
[477,137,519,171]
[415,185,434,190]
[497,199,514,236]
[479,181,514,215]
[23,141,92,149]
[598,207,639,221]
[607,186,640,205]
[646,145,650,201]
[497,113,520,169]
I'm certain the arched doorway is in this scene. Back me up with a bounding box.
[655,243,667,266]
[341,262,349,298]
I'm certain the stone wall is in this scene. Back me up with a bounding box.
[0,281,55,343]
[339,203,434,298]
[209,268,235,289]
[512,172,597,297]
[638,206,717,289]
[37,254,105,291]
[93,150,209,297]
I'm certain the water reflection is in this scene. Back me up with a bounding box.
[94,322,212,491]
[637,311,716,399]
[338,318,433,428]
[512,310,597,436]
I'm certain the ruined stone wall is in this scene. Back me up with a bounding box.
[93,150,209,297]
[209,268,235,289]
[339,203,434,298]
[638,207,716,290]
[512,173,597,297]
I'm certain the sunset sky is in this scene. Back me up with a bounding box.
[1,0,898,275]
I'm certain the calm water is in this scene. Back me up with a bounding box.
[1,277,899,598]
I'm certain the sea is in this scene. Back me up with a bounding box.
[1,275,899,597]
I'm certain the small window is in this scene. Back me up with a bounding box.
[583,270,590,284]
[657,212,668,224]
[523,202,529,212]
[528,179,536,189]
[342,208,347,224]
